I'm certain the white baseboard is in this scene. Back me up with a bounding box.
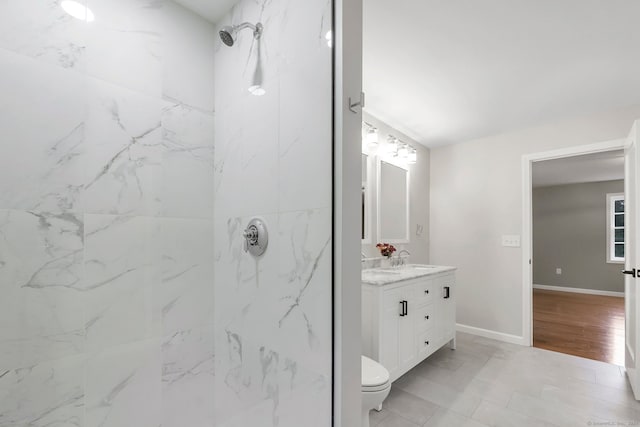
[456,323,528,346]
[533,284,623,298]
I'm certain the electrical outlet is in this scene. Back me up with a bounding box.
[556,268,562,275]
[501,235,521,247]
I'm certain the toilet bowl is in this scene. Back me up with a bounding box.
[361,355,391,427]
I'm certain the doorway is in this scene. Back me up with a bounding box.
[530,151,625,364]
[522,139,627,353]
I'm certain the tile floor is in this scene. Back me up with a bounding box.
[370,332,640,427]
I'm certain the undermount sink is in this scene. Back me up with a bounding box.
[372,269,402,275]
[407,264,437,270]
[377,264,437,271]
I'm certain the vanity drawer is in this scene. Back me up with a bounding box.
[413,279,436,306]
[414,303,436,333]
[416,330,438,358]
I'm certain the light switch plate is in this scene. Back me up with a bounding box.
[502,235,521,247]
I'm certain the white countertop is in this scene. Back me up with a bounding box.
[361,264,456,286]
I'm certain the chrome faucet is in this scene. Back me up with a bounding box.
[396,249,410,266]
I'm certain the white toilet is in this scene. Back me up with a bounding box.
[361,355,391,427]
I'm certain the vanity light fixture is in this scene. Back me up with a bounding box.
[383,134,418,166]
[61,0,95,22]
[362,124,418,165]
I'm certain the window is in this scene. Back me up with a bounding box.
[607,193,625,263]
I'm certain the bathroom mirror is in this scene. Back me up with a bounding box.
[362,153,372,243]
[377,159,410,243]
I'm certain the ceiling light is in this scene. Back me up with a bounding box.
[61,0,95,22]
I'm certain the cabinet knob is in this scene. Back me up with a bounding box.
[424,341,429,345]
[425,315,429,320]
[424,290,429,294]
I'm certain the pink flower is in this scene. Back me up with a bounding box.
[376,243,396,258]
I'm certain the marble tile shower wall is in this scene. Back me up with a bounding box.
[213,0,333,426]
[0,1,216,426]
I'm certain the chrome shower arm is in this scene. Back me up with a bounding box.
[236,22,263,39]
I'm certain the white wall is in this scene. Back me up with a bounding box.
[362,112,430,263]
[213,0,334,425]
[0,1,216,425]
[430,106,640,339]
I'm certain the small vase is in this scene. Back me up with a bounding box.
[379,257,391,268]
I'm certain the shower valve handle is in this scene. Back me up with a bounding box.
[243,226,259,245]
[242,219,268,257]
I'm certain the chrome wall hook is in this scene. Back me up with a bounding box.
[349,92,365,114]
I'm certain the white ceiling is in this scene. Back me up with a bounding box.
[173,0,237,23]
[364,0,640,147]
[532,150,624,188]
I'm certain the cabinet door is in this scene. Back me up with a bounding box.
[398,287,417,369]
[440,275,456,341]
[380,289,403,376]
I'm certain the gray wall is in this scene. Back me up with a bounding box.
[533,180,624,292]
[361,112,430,263]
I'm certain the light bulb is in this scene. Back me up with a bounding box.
[383,137,397,157]
[398,145,409,159]
[408,149,417,164]
[61,0,95,22]
[365,128,378,146]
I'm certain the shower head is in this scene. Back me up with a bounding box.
[219,26,235,46]
[219,22,263,47]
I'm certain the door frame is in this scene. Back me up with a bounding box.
[521,138,627,346]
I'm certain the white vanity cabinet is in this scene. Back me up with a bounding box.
[362,269,456,382]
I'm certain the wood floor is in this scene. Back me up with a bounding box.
[533,289,625,366]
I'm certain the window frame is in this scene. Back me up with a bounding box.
[606,192,625,264]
